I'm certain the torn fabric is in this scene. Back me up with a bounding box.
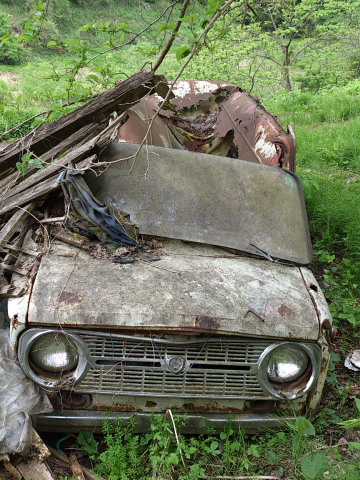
[60,168,138,250]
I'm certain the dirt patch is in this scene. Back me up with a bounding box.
[0,72,20,87]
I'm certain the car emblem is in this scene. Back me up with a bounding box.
[167,355,185,374]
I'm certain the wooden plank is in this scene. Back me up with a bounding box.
[0,114,124,203]
[0,244,41,257]
[0,284,26,297]
[0,155,97,217]
[0,203,36,244]
[69,454,85,480]
[0,72,164,172]
[0,123,99,189]
[16,458,55,480]
[1,263,30,276]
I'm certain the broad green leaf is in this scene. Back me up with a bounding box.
[79,23,93,32]
[157,22,177,32]
[176,45,191,61]
[77,431,98,454]
[47,41,57,47]
[296,416,316,436]
[86,74,102,83]
[301,453,329,479]
[338,418,360,428]
[29,158,43,170]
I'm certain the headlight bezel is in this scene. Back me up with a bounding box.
[257,342,320,400]
[18,329,90,390]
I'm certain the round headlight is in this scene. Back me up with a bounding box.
[257,342,320,400]
[18,329,90,390]
[267,345,309,383]
[29,332,79,373]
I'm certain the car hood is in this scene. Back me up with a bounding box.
[28,241,319,340]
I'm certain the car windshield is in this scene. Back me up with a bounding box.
[87,141,312,265]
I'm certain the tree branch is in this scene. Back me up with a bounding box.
[153,0,191,72]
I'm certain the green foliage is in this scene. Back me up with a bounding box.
[0,13,24,64]
[15,152,43,176]
[337,398,360,429]
[94,417,147,480]
[295,416,316,436]
[70,413,360,480]
[301,453,329,479]
[77,430,98,455]
[323,258,360,326]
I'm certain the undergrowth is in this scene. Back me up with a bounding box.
[69,412,360,480]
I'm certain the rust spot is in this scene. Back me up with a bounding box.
[145,401,157,408]
[92,402,142,412]
[277,304,295,317]
[58,290,83,305]
[57,391,91,408]
[169,402,257,414]
[195,315,220,330]
[244,400,276,413]
[11,314,19,329]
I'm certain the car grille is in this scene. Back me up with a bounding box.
[74,332,273,399]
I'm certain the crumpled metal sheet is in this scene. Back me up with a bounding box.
[87,142,312,264]
[116,80,296,170]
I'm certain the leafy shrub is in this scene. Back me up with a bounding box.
[0,13,24,64]
[50,0,71,28]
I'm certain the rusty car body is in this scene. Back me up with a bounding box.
[7,81,332,433]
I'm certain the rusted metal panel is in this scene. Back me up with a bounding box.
[117,96,184,149]
[213,91,295,170]
[28,240,319,340]
[88,142,311,264]
[299,267,332,411]
[116,80,296,170]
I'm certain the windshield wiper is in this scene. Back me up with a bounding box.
[249,244,276,262]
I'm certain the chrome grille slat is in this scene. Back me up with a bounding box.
[75,333,272,399]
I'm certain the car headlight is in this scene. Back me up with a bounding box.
[267,345,309,383]
[29,332,79,373]
[257,342,320,400]
[18,329,90,390]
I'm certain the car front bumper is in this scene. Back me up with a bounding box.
[33,411,295,434]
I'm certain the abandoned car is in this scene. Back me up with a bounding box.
[3,81,333,433]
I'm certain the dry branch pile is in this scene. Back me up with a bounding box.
[0,72,166,296]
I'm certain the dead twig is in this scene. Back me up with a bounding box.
[47,446,107,480]
[164,408,186,469]
[40,216,65,224]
